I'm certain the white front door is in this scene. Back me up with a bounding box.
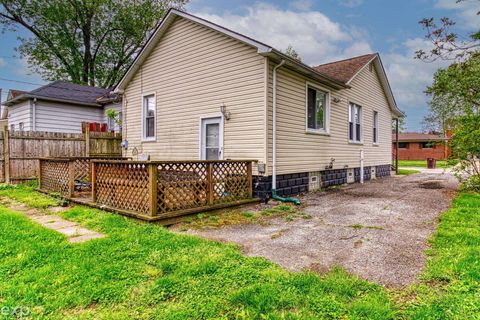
[200,117,223,160]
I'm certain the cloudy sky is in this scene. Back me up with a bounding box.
[0,0,479,130]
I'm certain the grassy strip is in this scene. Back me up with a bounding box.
[0,185,479,319]
[397,169,420,176]
[399,192,480,318]
[398,160,451,168]
[0,185,396,319]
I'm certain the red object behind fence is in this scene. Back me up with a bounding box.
[82,122,109,133]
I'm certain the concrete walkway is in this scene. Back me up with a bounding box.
[6,200,105,243]
[399,166,452,174]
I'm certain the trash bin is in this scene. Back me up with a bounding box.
[427,158,436,169]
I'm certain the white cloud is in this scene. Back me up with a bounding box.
[435,0,480,30]
[0,58,5,67]
[289,0,313,11]
[339,0,364,8]
[383,38,450,108]
[194,2,372,65]
[192,2,446,130]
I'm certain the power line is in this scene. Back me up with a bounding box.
[0,77,44,86]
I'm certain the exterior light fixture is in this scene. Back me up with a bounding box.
[220,104,231,120]
[333,97,342,103]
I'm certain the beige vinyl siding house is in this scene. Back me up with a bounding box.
[268,60,393,175]
[121,17,266,163]
[115,9,403,199]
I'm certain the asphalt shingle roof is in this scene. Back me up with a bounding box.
[313,53,377,84]
[27,81,109,105]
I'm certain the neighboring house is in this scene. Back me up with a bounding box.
[2,81,121,133]
[392,132,451,161]
[114,9,403,198]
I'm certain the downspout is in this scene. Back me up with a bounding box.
[395,118,399,174]
[271,59,300,205]
[360,149,364,184]
[32,98,37,131]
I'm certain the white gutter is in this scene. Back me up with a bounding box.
[272,59,285,192]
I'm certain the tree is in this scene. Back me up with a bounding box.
[416,0,480,61]
[284,44,302,62]
[450,114,480,191]
[0,0,188,88]
[422,94,460,134]
[426,53,480,115]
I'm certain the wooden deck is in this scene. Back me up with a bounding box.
[38,158,258,224]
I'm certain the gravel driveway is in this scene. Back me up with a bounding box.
[186,171,458,287]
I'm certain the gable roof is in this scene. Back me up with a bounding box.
[393,132,449,142]
[315,53,403,117]
[313,54,377,84]
[114,8,403,117]
[7,89,27,101]
[4,81,109,107]
[114,8,348,93]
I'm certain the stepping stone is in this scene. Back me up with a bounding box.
[56,226,91,237]
[43,219,77,229]
[5,198,106,243]
[48,206,70,214]
[31,215,62,224]
[69,232,105,243]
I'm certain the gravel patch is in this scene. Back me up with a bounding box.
[184,171,458,287]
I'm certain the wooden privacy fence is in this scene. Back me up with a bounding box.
[38,157,126,197]
[0,128,122,183]
[91,160,255,221]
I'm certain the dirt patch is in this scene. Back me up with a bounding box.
[419,180,444,189]
[182,172,458,288]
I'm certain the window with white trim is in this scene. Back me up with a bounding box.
[349,103,362,142]
[373,111,379,144]
[307,86,328,131]
[143,94,155,139]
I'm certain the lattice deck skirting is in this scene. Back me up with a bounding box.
[39,158,258,223]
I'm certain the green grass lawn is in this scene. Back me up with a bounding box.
[0,185,479,319]
[398,160,452,168]
[397,169,421,176]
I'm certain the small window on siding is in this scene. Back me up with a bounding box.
[373,111,379,144]
[307,86,328,132]
[10,124,14,132]
[19,122,24,131]
[143,94,156,140]
[349,103,362,142]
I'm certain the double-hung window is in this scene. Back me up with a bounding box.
[349,103,362,142]
[143,94,156,140]
[307,86,328,132]
[373,111,379,144]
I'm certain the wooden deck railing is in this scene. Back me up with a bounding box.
[91,160,254,219]
[38,157,126,197]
